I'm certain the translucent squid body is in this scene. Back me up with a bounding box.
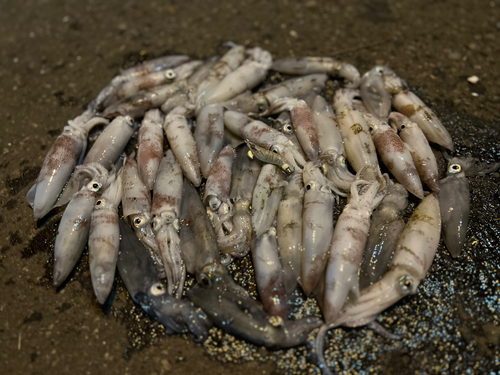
[388,112,440,192]
[272,56,360,88]
[392,89,454,151]
[323,179,383,323]
[152,150,185,297]
[122,154,163,272]
[276,174,304,294]
[311,94,355,192]
[163,109,202,186]
[360,177,408,289]
[137,109,164,190]
[218,145,262,259]
[360,66,391,119]
[222,73,328,117]
[53,163,113,286]
[203,145,236,249]
[27,111,109,220]
[333,89,381,180]
[252,227,287,320]
[88,172,122,304]
[301,163,336,296]
[365,113,424,199]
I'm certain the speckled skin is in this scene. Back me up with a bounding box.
[163,111,202,186]
[272,56,360,88]
[251,164,285,238]
[88,174,122,304]
[203,145,234,208]
[393,90,454,151]
[301,170,335,297]
[389,111,440,192]
[252,227,287,319]
[323,180,380,323]
[360,67,391,119]
[194,103,225,178]
[84,115,135,169]
[367,115,424,199]
[137,109,164,190]
[276,174,303,294]
[122,155,160,260]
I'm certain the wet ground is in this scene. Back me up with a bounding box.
[1,0,499,374]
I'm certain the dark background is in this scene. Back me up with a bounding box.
[1,0,499,374]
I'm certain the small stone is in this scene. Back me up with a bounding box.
[289,30,298,38]
[467,75,479,84]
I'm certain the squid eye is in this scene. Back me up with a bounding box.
[133,216,143,227]
[369,126,374,132]
[306,181,315,191]
[151,219,158,230]
[400,124,406,130]
[88,181,102,192]
[95,199,104,207]
[449,164,462,174]
[284,125,292,132]
[398,275,414,294]
[271,145,280,154]
[339,156,346,166]
[199,273,212,288]
[165,69,176,79]
[150,282,166,296]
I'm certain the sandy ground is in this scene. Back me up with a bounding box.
[0,0,499,374]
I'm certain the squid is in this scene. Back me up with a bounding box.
[388,112,440,192]
[272,56,360,88]
[311,94,355,192]
[218,145,262,259]
[317,193,441,375]
[187,262,322,349]
[276,174,304,294]
[53,163,113,286]
[84,115,135,170]
[88,172,122,304]
[360,177,408,289]
[204,47,273,104]
[225,119,306,173]
[392,89,454,151]
[27,111,108,221]
[122,154,163,273]
[364,113,424,199]
[323,179,383,323]
[360,66,391,119]
[252,227,287,320]
[222,73,328,117]
[117,219,212,342]
[194,103,225,178]
[163,109,202,186]
[333,89,381,181]
[151,150,185,297]
[439,156,499,257]
[137,109,164,190]
[301,163,336,296]
[203,145,236,245]
[94,55,190,111]
[251,164,285,238]
[179,179,220,274]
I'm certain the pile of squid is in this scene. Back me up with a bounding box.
[27,44,499,374]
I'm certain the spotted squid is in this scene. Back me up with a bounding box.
[365,113,424,199]
[276,174,303,294]
[88,172,122,304]
[53,163,113,286]
[137,109,164,190]
[27,111,108,220]
[272,57,360,88]
[152,150,185,297]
